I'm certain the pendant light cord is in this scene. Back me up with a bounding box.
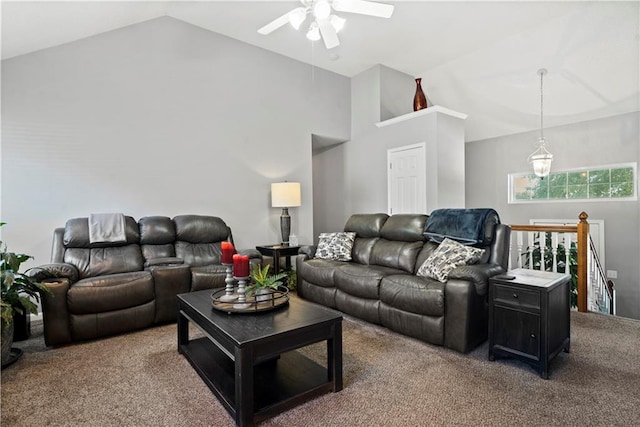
[538,68,547,142]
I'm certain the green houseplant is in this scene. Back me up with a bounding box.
[247,264,288,300]
[1,222,51,365]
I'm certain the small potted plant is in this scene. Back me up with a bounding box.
[1,222,51,366]
[247,264,288,302]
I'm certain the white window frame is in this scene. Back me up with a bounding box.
[508,162,638,204]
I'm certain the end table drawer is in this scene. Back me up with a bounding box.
[493,284,540,310]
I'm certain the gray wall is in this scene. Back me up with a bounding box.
[313,65,466,238]
[466,112,640,320]
[1,17,350,268]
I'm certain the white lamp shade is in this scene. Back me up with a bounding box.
[271,182,301,207]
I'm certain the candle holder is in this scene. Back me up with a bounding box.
[233,276,251,310]
[218,263,237,302]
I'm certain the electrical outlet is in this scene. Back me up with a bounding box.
[607,270,618,279]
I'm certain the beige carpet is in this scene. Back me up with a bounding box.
[2,301,640,426]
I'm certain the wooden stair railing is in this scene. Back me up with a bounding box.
[509,212,590,312]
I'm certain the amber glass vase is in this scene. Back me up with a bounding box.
[413,77,428,111]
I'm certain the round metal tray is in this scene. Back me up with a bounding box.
[211,285,289,314]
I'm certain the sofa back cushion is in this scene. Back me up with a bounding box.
[139,216,177,261]
[344,213,389,265]
[370,240,425,273]
[62,216,143,278]
[379,214,428,241]
[63,216,139,248]
[173,215,230,267]
[367,214,428,272]
[64,246,144,279]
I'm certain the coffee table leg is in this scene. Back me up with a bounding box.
[177,309,189,354]
[327,322,343,392]
[235,346,254,427]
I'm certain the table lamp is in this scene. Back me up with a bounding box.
[271,182,301,245]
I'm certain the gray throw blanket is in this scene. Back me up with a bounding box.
[89,213,126,243]
[423,208,499,246]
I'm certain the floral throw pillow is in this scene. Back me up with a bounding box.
[315,232,356,261]
[417,238,485,282]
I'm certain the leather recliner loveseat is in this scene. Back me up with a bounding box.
[296,211,511,353]
[32,214,260,346]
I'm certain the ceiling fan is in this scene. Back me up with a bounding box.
[258,0,395,50]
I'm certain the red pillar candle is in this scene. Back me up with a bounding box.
[233,254,250,278]
[221,241,235,264]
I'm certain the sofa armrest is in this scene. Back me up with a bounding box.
[447,263,504,296]
[40,278,72,346]
[298,245,317,259]
[28,263,79,284]
[443,264,503,353]
[148,265,191,324]
[144,257,184,268]
[237,248,262,262]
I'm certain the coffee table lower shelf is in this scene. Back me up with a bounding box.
[180,337,334,424]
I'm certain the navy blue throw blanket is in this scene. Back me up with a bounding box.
[423,208,499,246]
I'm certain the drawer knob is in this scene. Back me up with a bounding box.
[512,293,518,299]
[530,333,537,339]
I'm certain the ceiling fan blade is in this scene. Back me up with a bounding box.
[258,11,291,35]
[319,20,340,49]
[332,0,394,18]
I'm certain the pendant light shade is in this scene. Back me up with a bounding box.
[528,68,553,178]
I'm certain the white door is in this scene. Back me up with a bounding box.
[388,143,426,215]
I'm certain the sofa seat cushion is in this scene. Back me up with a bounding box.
[299,258,344,287]
[67,271,154,314]
[335,263,403,299]
[190,265,228,291]
[380,275,445,317]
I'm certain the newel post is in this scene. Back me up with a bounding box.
[576,211,589,312]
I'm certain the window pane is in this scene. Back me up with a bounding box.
[611,182,634,197]
[568,171,587,185]
[590,183,610,198]
[548,173,567,187]
[589,169,609,184]
[549,186,567,199]
[532,182,548,199]
[611,167,633,183]
[568,185,588,199]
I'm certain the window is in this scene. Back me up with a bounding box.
[509,163,637,203]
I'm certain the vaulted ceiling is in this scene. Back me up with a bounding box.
[2,1,638,141]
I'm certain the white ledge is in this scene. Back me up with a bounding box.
[375,105,468,128]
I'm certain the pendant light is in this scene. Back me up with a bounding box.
[528,68,553,178]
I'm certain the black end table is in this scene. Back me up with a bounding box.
[256,245,301,274]
[488,268,571,379]
[177,290,343,426]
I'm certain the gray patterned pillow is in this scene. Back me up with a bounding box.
[417,238,484,282]
[315,232,356,261]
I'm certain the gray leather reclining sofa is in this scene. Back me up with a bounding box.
[32,215,260,346]
[296,211,511,353]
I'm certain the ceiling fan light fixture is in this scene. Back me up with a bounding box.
[288,7,307,30]
[330,15,346,33]
[306,22,321,41]
[313,0,332,20]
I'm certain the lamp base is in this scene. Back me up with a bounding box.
[280,207,290,245]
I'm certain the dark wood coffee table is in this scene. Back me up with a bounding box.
[177,290,343,426]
